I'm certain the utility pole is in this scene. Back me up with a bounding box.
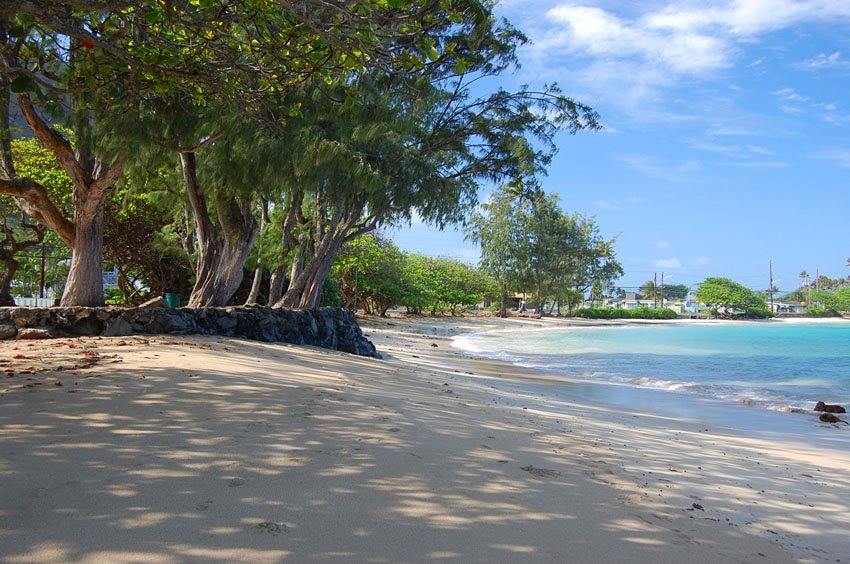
[815,268,820,307]
[39,243,46,299]
[660,271,665,308]
[769,259,774,314]
[653,272,658,308]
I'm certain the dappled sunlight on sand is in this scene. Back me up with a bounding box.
[0,326,835,562]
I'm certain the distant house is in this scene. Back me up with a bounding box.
[771,301,807,314]
[684,297,711,314]
[613,292,659,309]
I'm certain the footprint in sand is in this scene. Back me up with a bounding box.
[256,521,288,535]
[521,465,561,479]
[228,478,247,487]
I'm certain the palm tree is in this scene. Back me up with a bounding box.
[800,269,811,305]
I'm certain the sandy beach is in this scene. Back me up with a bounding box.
[1,315,848,563]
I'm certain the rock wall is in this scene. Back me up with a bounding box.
[0,305,378,357]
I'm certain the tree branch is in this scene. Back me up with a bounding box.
[17,94,92,190]
[0,177,74,245]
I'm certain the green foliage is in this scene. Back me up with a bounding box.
[806,288,850,315]
[1,138,72,301]
[638,281,688,301]
[467,184,621,316]
[102,187,193,304]
[3,1,600,308]
[104,287,125,306]
[332,233,494,316]
[10,138,74,203]
[664,284,689,301]
[574,307,678,320]
[402,254,490,315]
[695,277,772,319]
[318,277,343,308]
[803,306,834,317]
[333,234,407,316]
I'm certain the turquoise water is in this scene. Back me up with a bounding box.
[452,321,850,413]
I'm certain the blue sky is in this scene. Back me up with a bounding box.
[390,0,850,294]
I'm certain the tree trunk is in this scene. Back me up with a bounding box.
[298,235,347,309]
[498,284,508,318]
[245,267,264,305]
[0,258,17,306]
[61,203,106,306]
[3,94,123,307]
[244,199,270,305]
[277,202,341,309]
[268,264,287,305]
[182,151,258,308]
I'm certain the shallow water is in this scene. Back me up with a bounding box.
[452,321,850,413]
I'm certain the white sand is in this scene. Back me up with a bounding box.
[0,316,846,563]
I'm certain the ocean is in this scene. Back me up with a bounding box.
[452,320,850,415]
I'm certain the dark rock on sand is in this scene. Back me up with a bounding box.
[814,401,846,414]
[0,305,377,357]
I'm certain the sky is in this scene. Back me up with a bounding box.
[389,0,850,295]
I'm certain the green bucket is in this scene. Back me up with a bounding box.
[164,293,181,308]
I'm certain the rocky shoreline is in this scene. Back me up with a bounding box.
[0,303,378,357]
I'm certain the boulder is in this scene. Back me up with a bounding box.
[0,305,377,357]
[0,324,17,340]
[814,401,846,414]
[11,308,42,328]
[17,327,53,340]
[103,317,133,337]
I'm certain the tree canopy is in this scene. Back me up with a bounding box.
[467,184,621,317]
[695,277,771,318]
[1,1,601,308]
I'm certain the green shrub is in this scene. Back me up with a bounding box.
[319,278,343,308]
[104,288,126,306]
[805,306,837,317]
[574,307,677,320]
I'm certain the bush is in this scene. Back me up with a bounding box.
[574,307,678,320]
[805,306,838,317]
[319,278,343,308]
[104,287,126,306]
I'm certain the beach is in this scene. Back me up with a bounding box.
[1,315,848,563]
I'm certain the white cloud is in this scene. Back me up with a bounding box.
[746,144,775,155]
[686,139,743,156]
[707,126,759,137]
[621,154,699,181]
[677,159,699,173]
[656,241,670,249]
[721,161,790,168]
[773,87,809,101]
[780,104,805,115]
[802,51,850,69]
[593,195,645,210]
[653,258,682,269]
[524,2,850,111]
[542,5,730,75]
[812,147,850,168]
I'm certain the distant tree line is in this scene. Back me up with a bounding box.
[331,233,494,316]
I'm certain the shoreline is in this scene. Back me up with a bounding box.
[447,314,850,417]
[0,316,847,562]
[362,314,850,561]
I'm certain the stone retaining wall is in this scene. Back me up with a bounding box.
[0,305,378,357]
